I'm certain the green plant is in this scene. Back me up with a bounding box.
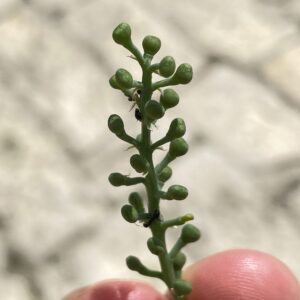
[108,22,200,300]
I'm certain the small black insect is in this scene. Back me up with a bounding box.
[143,209,160,228]
[135,108,143,121]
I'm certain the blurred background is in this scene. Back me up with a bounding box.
[0,0,300,299]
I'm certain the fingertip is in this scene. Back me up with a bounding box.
[63,286,90,300]
[184,249,300,300]
[64,280,165,300]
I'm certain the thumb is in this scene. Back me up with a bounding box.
[183,249,300,300]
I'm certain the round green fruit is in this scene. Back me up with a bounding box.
[128,192,144,213]
[147,237,164,255]
[108,114,125,136]
[145,100,165,120]
[112,23,132,47]
[160,89,179,109]
[159,56,176,77]
[173,63,193,84]
[126,256,142,271]
[142,35,161,56]
[169,138,189,158]
[121,204,139,223]
[108,172,126,186]
[109,74,121,89]
[173,252,187,270]
[115,68,133,89]
[173,279,192,296]
[181,224,201,243]
[130,154,149,173]
[158,166,172,182]
[167,185,188,200]
[166,118,186,139]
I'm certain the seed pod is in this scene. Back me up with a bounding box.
[112,22,132,47]
[121,204,139,223]
[167,185,188,200]
[160,89,179,109]
[130,154,149,173]
[169,138,189,158]
[173,252,187,270]
[172,63,193,84]
[158,166,172,182]
[173,279,192,296]
[166,118,186,139]
[145,100,165,120]
[126,255,142,271]
[147,237,164,255]
[128,192,144,213]
[108,172,126,186]
[108,114,125,136]
[109,74,121,89]
[142,35,161,56]
[159,56,176,77]
[115,68,133,90]
[181,224,201,243]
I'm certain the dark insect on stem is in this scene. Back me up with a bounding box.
[143,209,161,227]
[135,108,143,121]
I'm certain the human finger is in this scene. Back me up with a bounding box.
[63,280,166,300]
[183,249,300,300]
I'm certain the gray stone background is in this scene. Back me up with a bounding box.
[0,0,300,299]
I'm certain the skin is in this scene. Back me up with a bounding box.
[64,249,300,300]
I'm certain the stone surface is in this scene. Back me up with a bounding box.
[263,41,300,106]
[183,65,300,166]
[0,1,299,300]
[132,0,297,63]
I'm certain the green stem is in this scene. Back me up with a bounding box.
[155,153,175,175]
[124,176,145,186]
[169,238,185,259]
[151,135,171,151]
[117,133,139,147]
[134,262,163,279]
[152,77,175,91]
[149,63,160,73]
[162,214,194,230]
[132,81,143,89]
[151,223,176,288]
[138,57,178,295]
[126,40,145,67]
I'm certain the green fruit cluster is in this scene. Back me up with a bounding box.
[108,22,200,300]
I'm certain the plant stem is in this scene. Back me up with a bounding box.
[139,58,182,300]
[151,135,171,151]
[152,77,174,91]
[155,153,175,175]
[138,57,180,299]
